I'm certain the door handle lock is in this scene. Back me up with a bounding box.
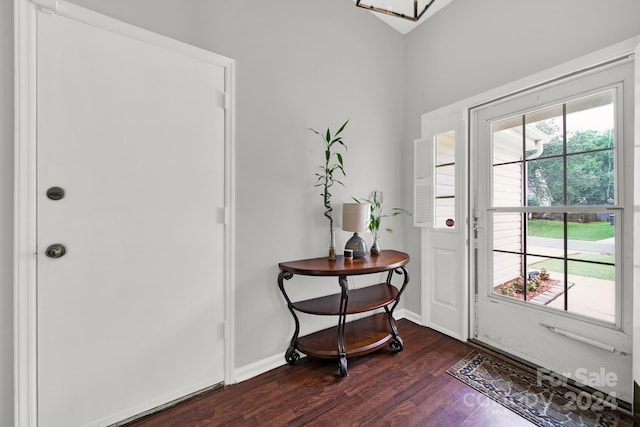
[46,186,65,201]
[45,244,67,259]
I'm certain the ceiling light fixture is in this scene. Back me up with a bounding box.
[356,0,436,22]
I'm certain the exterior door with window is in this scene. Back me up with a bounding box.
[472,60,634,402]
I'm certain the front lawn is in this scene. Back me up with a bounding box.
[530,253,615,281]
[527,219,614,241]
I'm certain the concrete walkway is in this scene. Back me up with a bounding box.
[527,236,615,254]
[524,237,616,323]
[544,275,615,323]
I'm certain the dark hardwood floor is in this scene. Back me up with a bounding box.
[125,320,535,427]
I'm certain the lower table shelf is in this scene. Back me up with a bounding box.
[297,313,399,359]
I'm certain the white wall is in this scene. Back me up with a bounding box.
[15,0,406,377]
[1,0,14,425]
[401,0,640,315]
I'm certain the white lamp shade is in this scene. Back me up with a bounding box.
[342,203,369,233]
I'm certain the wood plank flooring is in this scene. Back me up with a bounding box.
[124,320,535,427]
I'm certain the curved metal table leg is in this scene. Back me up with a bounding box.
[337,275,349,376]
[278,270,301,365]
[385,266,409,353]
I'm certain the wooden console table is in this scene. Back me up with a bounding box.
[277,250,410,377]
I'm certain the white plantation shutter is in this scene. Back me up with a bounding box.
[414,138,433,227]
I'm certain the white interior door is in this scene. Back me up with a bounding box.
[36,8,227,426]
[472,59,634,403]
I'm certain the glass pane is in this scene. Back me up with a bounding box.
[434,131,455,229]
[526,257,566,306]
[493,163,522,208]
[434,198,455,229]
[566,91,615,155]
[492,253,554,303]
[492,252,523,299]
[566,211,616,242]
[493,212,522,253]
[435,164,455,197]
[526,157,564,206]
[527,219,566,258]
[526,213,567,304]
[435,131,455,165]
[524,104,563,161]
[493,116,523,164]
[566,151,614,206]
[565,260,615,323]
[527,212,565,239]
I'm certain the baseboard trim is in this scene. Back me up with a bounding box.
[398,309,422,325]
[425,322,463,341]
[234,352,290,383]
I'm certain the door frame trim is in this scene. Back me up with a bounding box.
[14,1,237,425]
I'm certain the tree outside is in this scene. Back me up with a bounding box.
[527,120,615,208]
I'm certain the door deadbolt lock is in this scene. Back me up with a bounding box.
[45,244,67,259]
[47,186,65,201]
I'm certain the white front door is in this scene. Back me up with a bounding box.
[34,6,228,426]
[472,59,634,403]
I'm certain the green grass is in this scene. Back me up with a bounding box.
[530,253,615,281]
[527,220,614,241]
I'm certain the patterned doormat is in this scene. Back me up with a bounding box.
[447,351,634,427]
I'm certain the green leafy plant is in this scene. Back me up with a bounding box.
[499,284,516,297]
[513,277,525,293]
[527,276,540,292]
[309,120,349,257]
[538,267,550,281]
[512,276,540,293]
[354,191,410,253]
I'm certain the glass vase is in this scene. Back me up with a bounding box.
[328,229,336,260]
[370,235,380,255]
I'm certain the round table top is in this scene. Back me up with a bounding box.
[279,250,409,276]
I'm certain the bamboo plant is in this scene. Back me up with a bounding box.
[309,119,349,260]
[354,191,410,254]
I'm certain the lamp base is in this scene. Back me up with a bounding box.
[345,232,368,259]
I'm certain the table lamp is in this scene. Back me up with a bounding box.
[342,203,369,259]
